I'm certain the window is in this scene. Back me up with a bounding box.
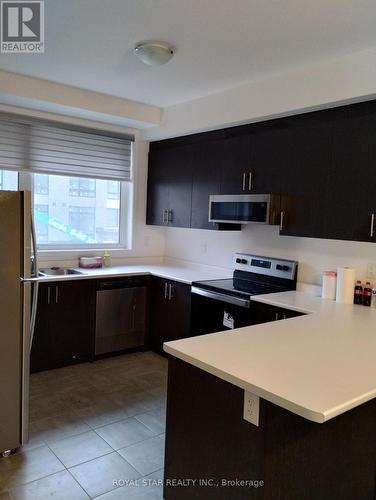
[0,169,18,191]
[69,206,95,240]
[32,174,125,247]
[106,208,119,227]
[107,180,120,200]
[34,204,49,242]
[34,174,49,194]
[0,113,133,250]
[95,208,120,243]
[69,177,96,197]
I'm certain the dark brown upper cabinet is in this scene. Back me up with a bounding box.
[147,145,193,228]
[220,133,252,194]
[146,99,376,243]
[191,139,223,229]
[324,110,376,242]
[220,125,289,195]
[249,124,290,195]
[279,115,333,239]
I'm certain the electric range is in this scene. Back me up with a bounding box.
[191,253,298,333]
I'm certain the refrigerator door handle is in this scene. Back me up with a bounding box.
[29,281,39,352]
[21,280,32,445]
[30,214,39,278]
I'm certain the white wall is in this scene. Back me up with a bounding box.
[128,138,166,263]
[164,225,376,286]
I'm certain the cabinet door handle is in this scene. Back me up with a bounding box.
[164,282,168,299]
[275,312,279,320]
[248,171,253,191]
[283,314,287,320]
[169,284,173,301]
[55,286,59,304]
[370,213,375,238]
[132,305,136,329]
[279,211,284,232]
[168,210,173,223]
[162,209,167,224]
[47,287,51,305]
[242,172,246,191]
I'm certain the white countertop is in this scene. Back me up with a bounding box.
[164,291,376,423]
[36,263,232,285]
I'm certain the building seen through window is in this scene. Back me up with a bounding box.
[0,170,18,191]
[33,174,122,246]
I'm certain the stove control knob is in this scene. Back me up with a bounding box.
[241,259,248,264]
[277,264,290,271]
[236,258,242,264]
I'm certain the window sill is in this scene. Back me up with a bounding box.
[37,247,130,253]
[37,247,133,262]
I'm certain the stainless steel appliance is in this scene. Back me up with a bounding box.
[191,253,297,335]
[95,277,147,356]
[0,191,38,456]
[208,194,280,225]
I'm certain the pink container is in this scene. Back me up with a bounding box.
[79,256,103,269]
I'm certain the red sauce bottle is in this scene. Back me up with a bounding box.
[363,282,372,307]
[354,280,363,304]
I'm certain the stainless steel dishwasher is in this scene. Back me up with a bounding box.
[95,277,148,356]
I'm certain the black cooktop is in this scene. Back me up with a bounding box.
[192,277,287,299]
[193,256,297,303]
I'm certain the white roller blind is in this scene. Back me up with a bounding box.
[0,118,29,171]
[0,114,133,181]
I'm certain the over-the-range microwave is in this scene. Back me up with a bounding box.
[208,194,280,225]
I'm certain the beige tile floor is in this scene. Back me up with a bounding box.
[0,352,167,499]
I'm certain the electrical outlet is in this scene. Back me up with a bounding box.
[366,262,376,280]
[243,391,260,426]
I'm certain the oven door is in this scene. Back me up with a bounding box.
[191,287,252,336]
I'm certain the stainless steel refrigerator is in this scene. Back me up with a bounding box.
[0,191,39,455]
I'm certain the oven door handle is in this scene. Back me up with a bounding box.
[191,286,251,308]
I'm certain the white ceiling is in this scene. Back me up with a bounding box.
[0,0,376,107]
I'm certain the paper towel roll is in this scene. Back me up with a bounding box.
[336,267,356,304]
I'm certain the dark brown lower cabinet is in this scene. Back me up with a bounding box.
[164,357,376,500]
[149,277,191,354]
[251,301,305,324]
[30,280,95,372]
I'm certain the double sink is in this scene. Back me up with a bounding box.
[39,267,87,277]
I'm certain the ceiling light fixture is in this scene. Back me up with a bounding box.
[134,41,175,67]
